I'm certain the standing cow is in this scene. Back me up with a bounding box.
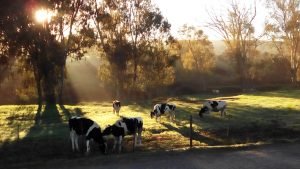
[68,116,107,154]
[112,100,121,116]
[199,100,227,117]
[150,103,176,122]
[103,116,143,153]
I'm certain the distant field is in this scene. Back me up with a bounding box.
[1,89,300,164]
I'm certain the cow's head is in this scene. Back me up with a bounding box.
[94,129,108,154]
[199,107,208,117]
[150,111,155,119]
[99,140,108,155]
[103,125,113,136]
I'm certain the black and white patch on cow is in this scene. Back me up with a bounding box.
[68,116,107,154]
[103,116,143,153]
[150,103,176,122]
[199,100,227,117]
[112,100,121,116]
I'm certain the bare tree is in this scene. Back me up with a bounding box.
[265,0,300,84]
[207,1,258,87]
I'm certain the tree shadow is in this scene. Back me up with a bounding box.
[160,121,223,146]
[0,104,86,167]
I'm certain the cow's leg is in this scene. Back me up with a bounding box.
[172,111,175,121]
[118,136,123,153]
[137,129,142,145]
[74,134,79,151]
[70,130,75,151]
[132,133,137,148]
[112,136,118,152]
[86,140,90,153]
[169,111,175,122]
[221,108,225,117]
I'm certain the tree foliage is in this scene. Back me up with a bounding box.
[91,0,177,98]
[178,24,215,90]
[265,0,300,84]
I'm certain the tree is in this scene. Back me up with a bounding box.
[265,0,300,84]
[178,24,215,90]
[0,0,95,107]
[207,1,258,87]
[90,0,176,98]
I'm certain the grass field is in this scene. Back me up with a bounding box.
[1,89,300,164]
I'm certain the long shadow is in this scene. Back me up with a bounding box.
[160,121,223,146]
[0,104,85,168]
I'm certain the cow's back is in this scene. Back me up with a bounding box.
[69,117,95,135]
[204,100,226,111]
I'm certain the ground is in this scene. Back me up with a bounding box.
[4,143,300,169]
[0,89,300,166]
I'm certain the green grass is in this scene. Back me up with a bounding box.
[1,89,300,164]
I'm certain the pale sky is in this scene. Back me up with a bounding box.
[152,0,268,40]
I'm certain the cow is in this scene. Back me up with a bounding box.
[112,100,121,116]
[102,116,143,153]
[150,103,176,122]
[199,100,227,118]
[68,116,107,154]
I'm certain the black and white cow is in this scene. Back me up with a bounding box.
[68,116,107,154]
[150,103,176,122]
[112,100,121,116]
[199,100,227,118]
[102,116,143,153]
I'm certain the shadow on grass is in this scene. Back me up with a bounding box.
[0,104,87,168]
[160,121,223,146]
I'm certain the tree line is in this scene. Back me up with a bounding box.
[0,0,299,107]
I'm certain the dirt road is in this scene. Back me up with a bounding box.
[8,143,300,169]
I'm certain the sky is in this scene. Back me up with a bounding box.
[152,0,268,40]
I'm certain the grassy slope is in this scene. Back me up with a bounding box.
[0,89,300,163]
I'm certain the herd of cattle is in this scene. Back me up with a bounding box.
[69,100,227,154]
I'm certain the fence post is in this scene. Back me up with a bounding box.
[17,124,20,141]
[190,115,193,148]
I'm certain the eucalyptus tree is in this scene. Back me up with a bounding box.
[178,24,215,90]
[0,0,94,107]
[90,0,176,97]
[265,0,300,84]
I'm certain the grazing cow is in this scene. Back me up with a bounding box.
[199,100,227,117]
[112,100,121,116]
[68,116,107,154]
[150,103,176,122]
[103,116,143,153]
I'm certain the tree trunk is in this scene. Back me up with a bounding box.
[290,68,298,85]
[58,65,65,105]
[33,68,43,121]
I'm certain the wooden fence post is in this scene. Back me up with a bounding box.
[17,124,20,141]
[190,115,193,148]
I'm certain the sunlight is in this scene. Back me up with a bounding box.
[66,52,108,102]
[35,9,52,23]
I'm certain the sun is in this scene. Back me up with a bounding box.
[35,9,52,23]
